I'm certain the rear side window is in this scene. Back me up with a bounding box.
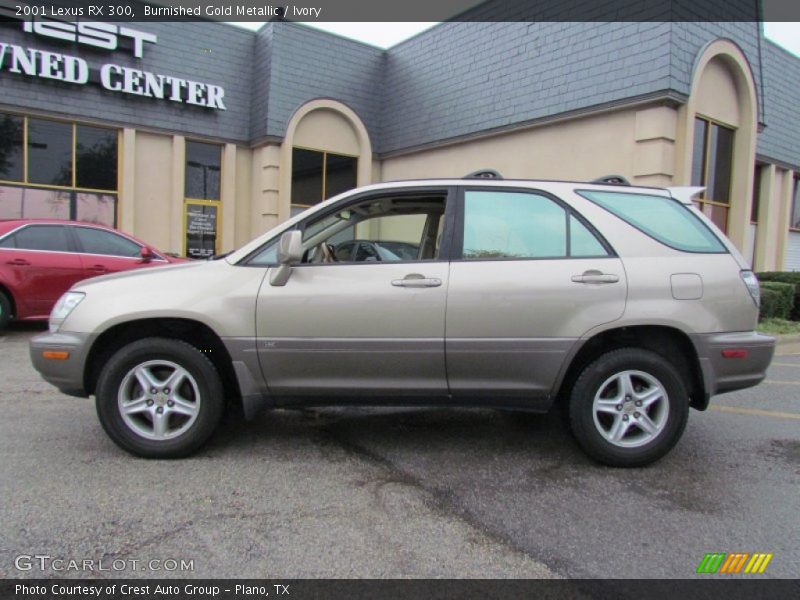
[74,227,141,257]
[463,191,567,259]
[577,190,727,253]
[3,225,71,252]
[462,190,609,259]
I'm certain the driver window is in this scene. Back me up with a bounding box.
[302,195,446,264]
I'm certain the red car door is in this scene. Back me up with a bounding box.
[72,225,152,277]
[0,224,84,319]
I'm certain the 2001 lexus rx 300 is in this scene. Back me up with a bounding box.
[30,177,775,467]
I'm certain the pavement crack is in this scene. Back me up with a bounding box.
[313,421,561,578]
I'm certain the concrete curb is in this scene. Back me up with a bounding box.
[775,333,800,346]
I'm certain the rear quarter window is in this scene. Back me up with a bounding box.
[576,190,727,253]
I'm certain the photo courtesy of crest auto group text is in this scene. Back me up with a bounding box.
[1,0,799,597]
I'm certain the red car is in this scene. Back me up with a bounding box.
[0,220,185,330]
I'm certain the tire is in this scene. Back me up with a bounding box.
[95,337,225,458]
[568,348,689,467]
[0,291,11,331]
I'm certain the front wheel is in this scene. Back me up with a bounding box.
[96,338,225,458]
[568,348,689,467]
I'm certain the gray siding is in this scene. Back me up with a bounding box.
[757,41,800,170]
[668,21,763,118]
[2,15,798,168]
[381,21,673,154]
[249,24,273,140]
[264,23,385,146]
[0,20,255,142]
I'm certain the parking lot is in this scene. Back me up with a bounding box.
[1,323,798,579]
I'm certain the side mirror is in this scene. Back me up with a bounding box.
[140,246,154,263]
[270,230,303,286]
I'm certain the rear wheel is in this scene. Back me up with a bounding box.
[0,291,11,331]
[95,337,225,458]
[568,348,689,467]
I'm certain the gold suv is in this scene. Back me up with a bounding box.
[30,178,775,466]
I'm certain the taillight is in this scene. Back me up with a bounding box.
[740,270,760,308]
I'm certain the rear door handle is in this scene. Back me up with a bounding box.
[571,271,619,284]
[391,274,442,288]
[5,258,30,266]
[88,264,108,273]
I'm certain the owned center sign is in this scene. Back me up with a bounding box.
[0,20,227,110]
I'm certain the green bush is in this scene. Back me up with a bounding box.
[757,272,800,320]
[759,282,795,321]
[759,288,782,321]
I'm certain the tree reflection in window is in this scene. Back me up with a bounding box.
[0,115,23,182]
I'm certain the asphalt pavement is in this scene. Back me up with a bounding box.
[1,323,797,579]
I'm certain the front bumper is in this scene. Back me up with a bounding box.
[692,331,776,400]
[29,331,94,397]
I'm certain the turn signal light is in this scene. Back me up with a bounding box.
[42,351,70,360]
[721,349,748,359]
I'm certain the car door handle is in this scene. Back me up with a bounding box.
[88,264,108,273]
[5,258,30,266]
[391,274,442,288]
[571,271,619,284]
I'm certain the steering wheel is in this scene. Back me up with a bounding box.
[320,242,338,263]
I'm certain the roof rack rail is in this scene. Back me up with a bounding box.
[591,175,631,186]
[464,169,503,180]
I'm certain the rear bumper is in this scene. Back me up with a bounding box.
[29,331,93,397]
[691,331,775,401]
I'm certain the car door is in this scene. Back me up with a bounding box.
[72,225,154,277]
[445,187,627,401]
[253,188,454,398]
[0,224,84,318]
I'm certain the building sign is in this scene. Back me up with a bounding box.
[23,21,156,57]
[185,203,218,259]
[0,20,226,109]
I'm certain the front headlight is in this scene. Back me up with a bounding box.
[49,292,85,333]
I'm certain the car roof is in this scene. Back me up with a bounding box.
[0,218,118,228]
[0,219,147,245]
[362,178,671,195]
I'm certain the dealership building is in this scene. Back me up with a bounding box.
[0,11,799,267]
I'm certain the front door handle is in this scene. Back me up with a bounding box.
[571,270,619,284]
[88,264,108,274]
[391,274,442,288]
[5,258,30,266]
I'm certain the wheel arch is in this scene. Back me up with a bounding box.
[84,318,241,403]
[0,282,18,318]
[554,325,707,411]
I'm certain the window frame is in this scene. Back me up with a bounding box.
[290,146,359,213]
[789,175,800,233]
[0,113,120,193]
[240,186,458,267]
[184,140,222,202]
[751,163,763,225]
[71,224,166,261]
[0,113,25,183]
[691,115,735,232]
[0,112,120,228]
[451,186,616,262]
[183,140,223,259]
[0,223,76,254]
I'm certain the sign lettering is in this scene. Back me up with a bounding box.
[0,22,226,110]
